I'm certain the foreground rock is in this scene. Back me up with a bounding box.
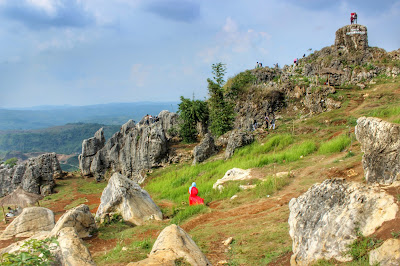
[0,207,55,240]
[193,133,219,165]
[79,111,179,182]
[225,130,254,159]
[288,178,398,265]
[51,204,97,238]
[369,238,400,266]
[95,173,162,225]
[128,224,211,265]
[355,117,400,184]
[213,168,252,191]
[0,153,62,197]
[56,227,96,266]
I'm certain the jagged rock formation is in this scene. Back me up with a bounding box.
[51,204,97,238]
[0,207,55,240]
[128,224,211,265]
[192,133,219,165]
[335,24,368,52]
[0,152,62,197]
[288,179,398,265]
[79,111,179,182]
[355,117,400,184]
[95,173,163,225]
[225,130,254,159]
[369,238,400,266]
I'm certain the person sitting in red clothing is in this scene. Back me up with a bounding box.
[188,182,204,206]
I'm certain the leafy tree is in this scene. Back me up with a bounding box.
[177,96,208,143]
[207,63,235,137]
[4,157,18,167]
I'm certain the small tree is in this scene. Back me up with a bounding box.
[177,96,209,143]
[207,63,234,137]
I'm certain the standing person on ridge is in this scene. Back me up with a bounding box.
[188,182,204,206]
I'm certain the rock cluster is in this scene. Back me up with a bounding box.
[288,178,398,265]
[225,130,254,159]
[79,111,179,182]
[128,224,211,265]
[335,24,368,52]
[95,173,163,225]
[355,117,400,184]
[192,133,219,165]
[0,153,62,197]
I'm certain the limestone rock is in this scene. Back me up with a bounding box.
[95,173,162,225]
[128,224,211,265]
[288,179,398,265]
[79,111,178,183]
[213,168,252,191]
[369,238,400,266]
[225,130,254,159]
[355,117,400,184]
[335,24,368,52]
[0,153,62,197]
[0,207,55,240]
[302,86,336,114]
[51,204,96,238]
[79,128,105,176]
[57,227,96,266]
[193,133,218,165]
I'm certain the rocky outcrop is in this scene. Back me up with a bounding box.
[95,173,162,225]
[56,227,96,266]
[355,117,400,184]
[79,111,179,182]
[128,224,211,265]
[225,130,254,159]
[0,207,55,240]
[193,133,218,165]
[335,24,368,52]
[51,204,97,238]
[213,168,252,191]
[0,153,62,197]
[288,179,398,265]
[302,86,341,114]
[369,238,400,266]
[79,128,105,176]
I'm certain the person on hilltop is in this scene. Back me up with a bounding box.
[188,182,204,206]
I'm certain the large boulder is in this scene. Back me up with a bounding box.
[225,130,254,159]
[56,227,96,266]
[288,179,398,265]
[213,168,252,191]
[192,133,218,165]
[51,204,97,238]
[95,173,162,225]
[0,207,55,240]
[0,153,62,197]
[79,111,179,183]
[355,117,400,184]
[128,224,211,265]
[369,238,400,266]
[79,128,106,176]
[335,24,368,52]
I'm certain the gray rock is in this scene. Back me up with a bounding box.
[51,204,97,238]
[95,173,163,225]
[225,130,254,159]
[192,133,218,165]
[0,153,62,197]
[288,179,398,265]
[355,117,400,184]
[335,24,368,52]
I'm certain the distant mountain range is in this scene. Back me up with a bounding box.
[0,101,178,130]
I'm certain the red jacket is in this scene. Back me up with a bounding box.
[189,187,204,206]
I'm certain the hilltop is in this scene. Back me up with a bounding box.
[0,24,400,265]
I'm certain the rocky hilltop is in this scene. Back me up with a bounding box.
[79,110,179,182]
[0,153,62,197]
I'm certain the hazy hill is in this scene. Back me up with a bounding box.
[0,102,178,130]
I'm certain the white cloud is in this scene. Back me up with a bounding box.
[222,17,238,33]
[131,64,152,87]
[26,0,60,15]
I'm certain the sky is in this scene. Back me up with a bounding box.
[0,0,399,108]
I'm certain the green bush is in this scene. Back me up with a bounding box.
[346,229,382,263]
[318,135,351,154]
[4,157,18,167]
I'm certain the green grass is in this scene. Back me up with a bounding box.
[76,179,108,194]
[318,134,351,154]
[64,197,87,210]
[170,204,207,225]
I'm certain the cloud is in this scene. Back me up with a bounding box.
[131,64,152,87]
[0,0,94,29]
[143,0,200,23]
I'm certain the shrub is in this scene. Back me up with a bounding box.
[346,229,382,262]
[318,135,351,154]
[4,157,18,167]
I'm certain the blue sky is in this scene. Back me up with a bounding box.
[0,0,399,108]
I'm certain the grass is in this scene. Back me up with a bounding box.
[318,134,351,154]
[64,197,88,210]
